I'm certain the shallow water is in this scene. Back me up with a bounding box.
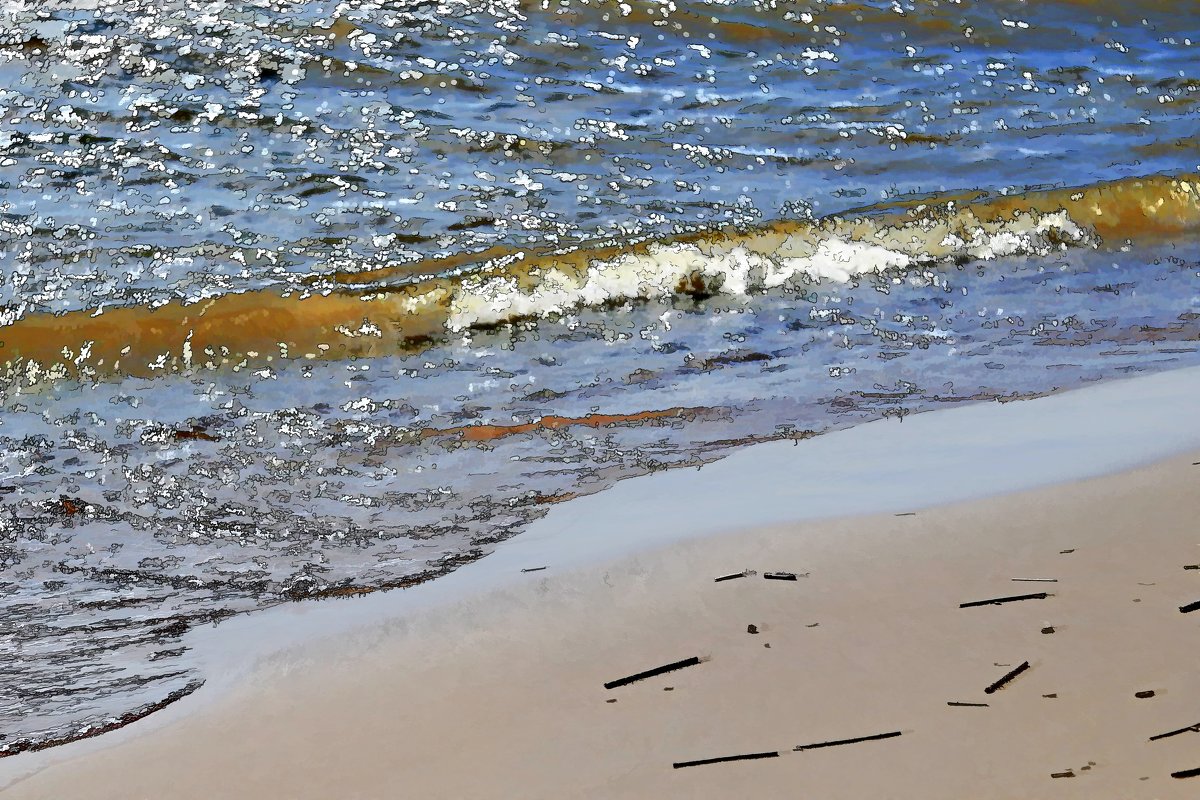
[0,0,1199,758]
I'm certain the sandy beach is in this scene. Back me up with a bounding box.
[5,405,1200,797]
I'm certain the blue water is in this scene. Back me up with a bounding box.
[0,0,1197,311]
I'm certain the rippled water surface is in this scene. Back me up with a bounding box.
[1,0,1197,311]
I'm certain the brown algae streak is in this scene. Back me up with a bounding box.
[1,173,1197,383]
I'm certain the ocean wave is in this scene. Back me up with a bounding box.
[1,173,1196,383]
[446,208,1091,330]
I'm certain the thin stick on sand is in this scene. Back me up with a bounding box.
[673,752,779,769]
[1171,767,1200,779]
[604,657,702,689]
[1011,578,1057,583]
[793,731,903,751]
[960,592,1049,608]
[1179,599,1200,614]
[1149,723,1200,742]
[985,661,1031,694]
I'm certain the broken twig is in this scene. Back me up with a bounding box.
[794,731,902,751]
[673,751,778,769]
[1179,599,1200,614]
[714,571,751,582]
[763,572,798,581]
[1011,578,1057,583]
[604,656,702,689]
[1172,767,1200,779]
[1149,723,1200,742]
[947,701,989,707]
[985,661,1031,694]
[520,566,547,573]
[960,592,1049,608]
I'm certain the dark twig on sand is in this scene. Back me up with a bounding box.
[1149,723,1200,742]
[714,570,752,582]
[947,701,989,707]
[960,592,1049,608]
[1179,599,1200,614]
[793,731,902,751]
[763,572,799,581]
[520,566,547,573]
[1184,565,1199,571]
[604,656,702,689]
[1172,767,1200,779]
[1011,578,1057,583]
[1051,771,1075,779]
[673,751,779,769]
[985,661,1031,694]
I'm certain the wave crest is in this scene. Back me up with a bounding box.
[447,207,1093,330]
[0,174,1195,381]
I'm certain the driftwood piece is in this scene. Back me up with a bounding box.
[1149,723,1200,742]
[960,592,1049,608]
[673,751,779,769]
[1179,599,1200,614]
[604,656,702,689]
[1172,767,1200,779]
[1135,690,1156,699]
[985,661,1031,694]
[1051,771,1075,779]
[794,731,902,751]
[763,572,798,581]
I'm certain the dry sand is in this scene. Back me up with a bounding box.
[6,447,1200,799]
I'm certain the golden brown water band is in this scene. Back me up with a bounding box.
[1,172,1196,384]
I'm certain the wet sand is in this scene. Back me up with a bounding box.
[6,444,1200,798]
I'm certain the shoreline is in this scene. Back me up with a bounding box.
[4,366,1200,795]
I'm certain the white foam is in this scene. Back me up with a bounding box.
[447,209,1094,330]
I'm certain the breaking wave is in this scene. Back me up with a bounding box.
[1,173,1197,382]
[447,208,1091,330]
